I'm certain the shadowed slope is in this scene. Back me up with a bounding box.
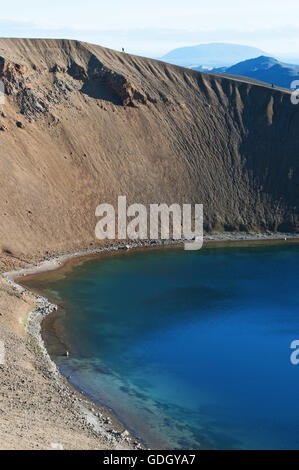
[0,39,298,260]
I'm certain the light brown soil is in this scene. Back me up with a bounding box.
[0,276,140,449]
[0,38,299,450]
[0,39,298,264]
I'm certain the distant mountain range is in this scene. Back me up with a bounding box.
[205,56,299,89]
[161,43,267,68]
[160,42,299,89]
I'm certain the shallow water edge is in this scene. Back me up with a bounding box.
[7,233,299,450]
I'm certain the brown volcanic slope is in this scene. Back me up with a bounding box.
[0,38,299,261]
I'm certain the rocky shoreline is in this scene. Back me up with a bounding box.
[5,231,299,280]
[2,276,143,450]
[2,232,299,450]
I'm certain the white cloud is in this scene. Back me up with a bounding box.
[0,1,299,59]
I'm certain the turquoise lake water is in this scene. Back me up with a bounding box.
[29,243,299,449]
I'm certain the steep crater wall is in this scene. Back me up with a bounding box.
[0,39,298,260]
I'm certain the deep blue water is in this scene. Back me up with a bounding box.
[30,243,299,449]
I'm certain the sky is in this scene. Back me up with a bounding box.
[1,0,299,60]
